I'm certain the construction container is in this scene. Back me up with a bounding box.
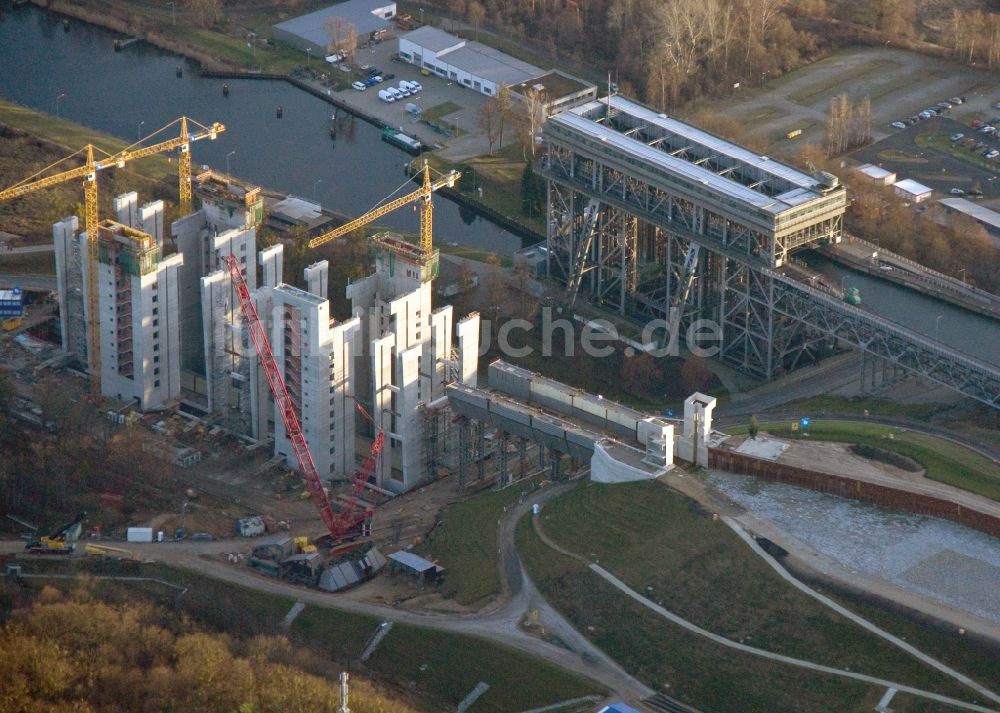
[236,516,266,537]
[126,527,153,543]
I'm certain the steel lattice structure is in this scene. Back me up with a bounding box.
[541,97,1000,409]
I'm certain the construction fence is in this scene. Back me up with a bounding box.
[708,448,1000,539]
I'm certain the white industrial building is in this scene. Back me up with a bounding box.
[893,178,933,203]
[855,163,896,185]
[53,206,184,411]
[398,26,543,96]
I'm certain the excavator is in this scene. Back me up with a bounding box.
[24,512,86,554]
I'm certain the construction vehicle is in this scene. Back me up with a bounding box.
[225,255,384,546]
[24,512,86,554]
[0,118,224,393]
[307,160,459,257]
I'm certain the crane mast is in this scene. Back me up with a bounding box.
[224,255,382,542]
[0,117,224,394]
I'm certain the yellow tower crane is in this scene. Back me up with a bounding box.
[307,160,460,253]
[0,117,224,394]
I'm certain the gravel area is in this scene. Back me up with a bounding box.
[707,472,1000,626]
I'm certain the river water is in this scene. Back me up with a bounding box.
[0,3,525,255]
[1,3,998,367]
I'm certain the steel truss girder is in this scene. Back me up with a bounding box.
[543,159,1000,408]
[768,272,1000,408]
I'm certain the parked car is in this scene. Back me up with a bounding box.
[404,80,423,92]
[351,81,367,91]
[190,532,213,542]
[972,119,984,128]
[383,73,396,81]
[950,132,965,141]
[918,111,931,120]
[968,189,983,196]
[396,82,411,97]
[891,121,906,129]
[371,75,384,83]
[950,187,966,194]
[987,149,999,159]
[366,66,381,76]
[937,102,953,110]
[378,88,395,102]
[994,101,1000,109]
[950,96,964,105]
[364,76,379,86]
[387,87,403,101]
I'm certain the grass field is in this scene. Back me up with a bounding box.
[727,420,1000,501]
[915,130,1000,174]
[782,394,950,420]
[10,556,602,711]
[0,99,174,181]
[415,477,540,606]
[0,252,57,275]
[422,101,464,123]
[516,480,998,712]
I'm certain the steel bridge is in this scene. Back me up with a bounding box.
[539,97,1000,409]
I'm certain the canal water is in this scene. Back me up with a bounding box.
[802,253,1000,368]
[1,3,998,367]
[0,3,525,255]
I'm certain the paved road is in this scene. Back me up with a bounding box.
[0,272,57,291]
[0,480,654,707]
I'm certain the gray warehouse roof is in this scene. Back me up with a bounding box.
[401,25,465,53]
[402,26,542,86]
[274,0,394,49]
[939,197,1000,233]
[438,44,542,85]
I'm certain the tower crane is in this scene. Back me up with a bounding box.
[224,255,384,544]
[0,117,224,393]
[307,160,460,254]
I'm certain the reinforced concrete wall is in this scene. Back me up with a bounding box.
[709,448,1000,538]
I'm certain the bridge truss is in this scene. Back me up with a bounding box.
[540,101,1000,409]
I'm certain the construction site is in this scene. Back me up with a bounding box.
[1,114,720,597]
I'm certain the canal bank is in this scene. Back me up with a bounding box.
[0,3,529,256]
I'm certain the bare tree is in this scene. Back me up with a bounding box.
[519,86,548,159]
[467,0,486,40]
[325,16,357,63]
[478,97,502,155]
[495,82,513,151]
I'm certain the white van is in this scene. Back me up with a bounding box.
[388,87,404,101]
[396,83,411,97]
[378,89,395,102]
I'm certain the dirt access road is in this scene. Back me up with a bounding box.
[0,480,655,709]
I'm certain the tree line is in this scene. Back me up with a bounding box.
[0,589,418,713]
[430,0,826,109]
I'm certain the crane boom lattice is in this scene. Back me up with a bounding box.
[307,161,459,252]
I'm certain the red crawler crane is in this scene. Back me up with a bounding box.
[226,255,384,542]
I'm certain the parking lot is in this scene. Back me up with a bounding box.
[706,46,1000,157]
[852,114,1000,200]
[324,39,491,159]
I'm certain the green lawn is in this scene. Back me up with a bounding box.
[415,478,540,606]
[421,101,464,123]
[727,420,1000,501]
[365,623,600,712]
[915,130,1000,175]
[781,395,950,421]
[516,481,998,712]
[0,99,174,182]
